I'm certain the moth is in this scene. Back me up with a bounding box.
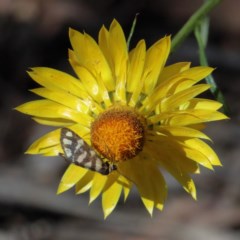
[60,128,117,175]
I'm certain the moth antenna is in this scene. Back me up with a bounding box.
[59,152,71,164]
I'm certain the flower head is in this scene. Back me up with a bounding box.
[16,19,228,218]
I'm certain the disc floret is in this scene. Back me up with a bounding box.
[91,105,146,162]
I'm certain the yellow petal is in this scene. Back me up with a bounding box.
[16,100,93,126]
[28,67,88,99]
[176,156,200,174]
[117,175,132,202]
[145,82,210,114]
[69,50,111,107]
[108,19,128,74]
[174,79,201,93]
[146,132,212,170]
[184,138,222,166]
[184,98,223,111]
[158,62,191,83]
[118,158,166,216]
[146,145,196,199]
[41,147,60,156]
[179,66,214,81]
[141,78,191,114]
[102,172,123,218]
[89,173,108,204]
[30,88,90,113]
[141,66,214,115]
[161,84,210,112]
[108,20,128,103]
[155,67,213,98]
[68,64,106,104]
[168,110,228,126]
[128,41,146,107]
[141,197,154,216]
[145,138,200,174]
[179,142,214,170]
[69,29,114,91]
[98,25,111,68]
[75,171,94,194]
[142,36,171,94]
[26,128,60,154]
[149,109,228,125]
[57,164,88,194]
[127,40,146,92]
[123,185,131,202]
[28,143,61,156]
[160,159,196,199]
[94,74,113,108]
[26,124,90,154]
[99,25,127,105]
[155,126,211,140]
[32,117,74,127]
[119,176,132,201]
[147,134,212,170]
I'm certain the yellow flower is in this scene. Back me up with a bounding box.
[16,19,228,218]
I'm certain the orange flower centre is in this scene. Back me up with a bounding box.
[90,106,146,162]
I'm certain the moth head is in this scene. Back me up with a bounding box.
[99,161,117,175]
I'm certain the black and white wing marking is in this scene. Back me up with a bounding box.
[60,128,117,175]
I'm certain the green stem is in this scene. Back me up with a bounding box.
[171,0,222,53]
[127,14,139,50]
[194,22,229,114]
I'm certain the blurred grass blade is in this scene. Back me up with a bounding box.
[199,16,209,48]
[171,0,222,53]
[194,18,229,114]
[127,14,138,49]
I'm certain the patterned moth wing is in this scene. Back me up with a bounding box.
[60,128,117,175]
